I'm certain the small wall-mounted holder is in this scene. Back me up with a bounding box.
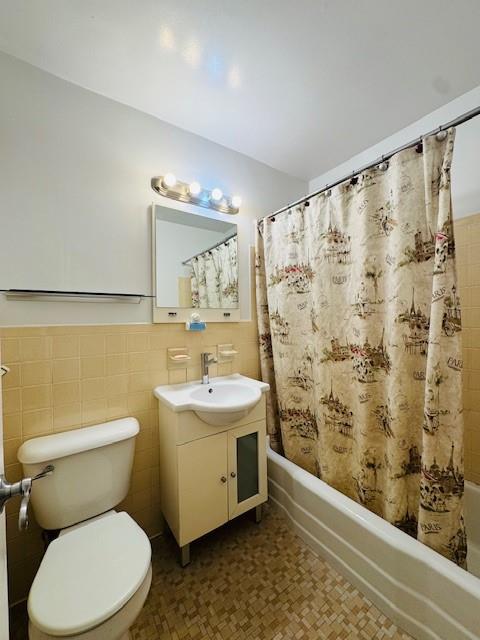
[186,312,207,332]
[167,347,191,370]
[218,344,238,363]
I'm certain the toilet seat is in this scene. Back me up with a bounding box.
[28,566,152,640]
[28,511,151,637]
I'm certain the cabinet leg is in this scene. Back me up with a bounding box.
[180,544,190,567]
[255,505,262,524]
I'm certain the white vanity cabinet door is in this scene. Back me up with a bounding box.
[177,432,229,546]
[227,421,267,520]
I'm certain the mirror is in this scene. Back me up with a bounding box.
[153,205,239,322]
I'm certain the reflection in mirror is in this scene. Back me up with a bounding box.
[154,206,238,309]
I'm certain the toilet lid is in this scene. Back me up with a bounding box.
[28,511,152,637]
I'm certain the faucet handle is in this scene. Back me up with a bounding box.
[0,464,54,531]
[18,478,32,531]
[18,465,54,531]
[33,464,54,481]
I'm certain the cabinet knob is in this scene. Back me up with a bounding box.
[230,472,236,478]
[220,476,227,483]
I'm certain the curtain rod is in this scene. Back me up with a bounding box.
[181,232,237,265]
[258,104,480,226]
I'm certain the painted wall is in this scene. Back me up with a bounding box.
[0,52,306,326]
[309,85,480,220]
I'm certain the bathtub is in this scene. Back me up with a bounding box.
[267,443,480,640]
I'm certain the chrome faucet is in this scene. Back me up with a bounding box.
[201,352,217,384]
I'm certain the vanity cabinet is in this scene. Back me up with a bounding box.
[177,432,228,546]
[157,394,267,563]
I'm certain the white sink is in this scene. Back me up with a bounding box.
[154,374,269,426]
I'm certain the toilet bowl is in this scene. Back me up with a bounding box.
[27,511,152,640]
[17,419,152,640]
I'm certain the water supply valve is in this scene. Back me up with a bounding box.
[17,477,32,531]
[0,464,54,530]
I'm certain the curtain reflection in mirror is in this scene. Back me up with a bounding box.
[188,236,238,308]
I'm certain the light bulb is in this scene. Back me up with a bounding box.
[189,181,201,196]
[162,172,177,189]
[231,195,242,209]
[211,188,223,202]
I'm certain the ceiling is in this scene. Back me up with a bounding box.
[1,0,480,180]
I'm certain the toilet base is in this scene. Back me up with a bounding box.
[28,564,152,640]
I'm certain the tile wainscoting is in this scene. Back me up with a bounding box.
[0,320,260,603]
[455,212,480,485]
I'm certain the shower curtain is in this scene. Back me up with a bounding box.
[256,130,466,566]
[189,236,238,308]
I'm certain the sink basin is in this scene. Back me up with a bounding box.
[188,381,261,425]
[154,374,269,426]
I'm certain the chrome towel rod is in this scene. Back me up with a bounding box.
[1,289,153,304]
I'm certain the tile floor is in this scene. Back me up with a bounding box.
[9,503,412,639]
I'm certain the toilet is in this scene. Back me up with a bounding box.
[17,417,152,640]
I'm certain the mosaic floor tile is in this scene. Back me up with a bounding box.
[131,503,411,640]
[8,502,412,639]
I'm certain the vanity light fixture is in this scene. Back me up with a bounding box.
[210,187,223,202]
[188,181,202,196]
[162,172,177,189]
[151,174,241,214]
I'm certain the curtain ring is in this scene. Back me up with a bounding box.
[378,156,389,172]
[436,128,447,141]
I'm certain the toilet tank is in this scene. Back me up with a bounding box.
[17,418,139,530]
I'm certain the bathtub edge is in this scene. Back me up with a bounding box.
[267,444,480,640]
